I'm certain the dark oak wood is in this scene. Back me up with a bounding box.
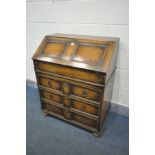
[32,34,119,136]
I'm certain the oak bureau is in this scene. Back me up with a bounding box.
[32,34,119,137]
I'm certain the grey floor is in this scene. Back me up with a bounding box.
[26,85,129,155]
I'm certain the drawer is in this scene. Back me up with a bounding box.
[40,90,62,104]
[71,99,99,116]
[38,76,61,91]
[43,102,63,116]
[71,85,100,102]
[35,61,105,84]
[72,113,98,129]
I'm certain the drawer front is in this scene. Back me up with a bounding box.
[72,113,97,128]
[71,85,100,101]
[71,99,99,116]
[38,77,61,91]
[35,61,104,84]
[43,102,63,116]
[40,90,62,104]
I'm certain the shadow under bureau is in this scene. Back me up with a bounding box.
[32,34,119,137]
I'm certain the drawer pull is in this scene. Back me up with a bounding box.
[82,90,87,97]
[49,94,53,100]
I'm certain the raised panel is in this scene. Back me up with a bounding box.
[72,44,107,66]
[71,85,100,101]
[71,99,98,116]
[40,90,62,104]
[43,42,65,58]
[43,102,63,116]
[72,113,97,128]
[38,77,61,90]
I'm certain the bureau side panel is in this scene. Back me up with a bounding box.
[99,72,115,130]
[98,42,119,130]
[33,61,44,110]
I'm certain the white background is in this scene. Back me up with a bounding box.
[0,0,155,155]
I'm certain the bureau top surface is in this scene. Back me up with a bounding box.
[32,34,119,73]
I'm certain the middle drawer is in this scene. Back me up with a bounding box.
[64,97,99,116]
[38,76,61,91]
[38,76,101,102]
[71,85,100,101]
[40,89,62,104]
[40,89,99,117]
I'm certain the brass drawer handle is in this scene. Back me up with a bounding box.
[82,90,87,97]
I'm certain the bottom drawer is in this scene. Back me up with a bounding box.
[42,101,98,130]
[71,99,99,116]
[72,113,98,129]
[43,102,63,116]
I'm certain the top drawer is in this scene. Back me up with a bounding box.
[38,76,61,91]
[34,61,105,85]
